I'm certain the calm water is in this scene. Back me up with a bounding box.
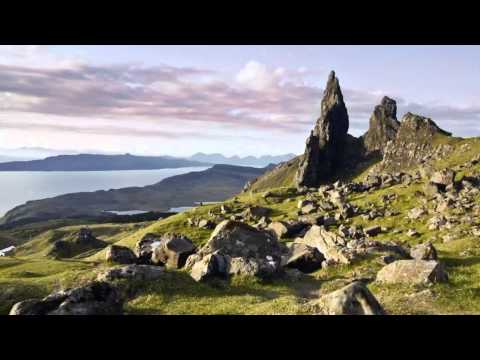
[0,167,209,217]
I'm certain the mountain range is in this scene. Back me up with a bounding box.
[0,152,295,170]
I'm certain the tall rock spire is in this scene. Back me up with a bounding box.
[362,96,400,155]
[295,71,349,188]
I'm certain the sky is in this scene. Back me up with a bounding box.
[0,45,479,158]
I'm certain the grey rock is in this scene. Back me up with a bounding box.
[315,281,386,315]
[362,96,400,155]
[410,242,438,261]
[376,260,448,285]
[151,233,196,269]
[97,265,165,282]
[105,245,137,265]
[282,243,324,273]
[10,281,123,315]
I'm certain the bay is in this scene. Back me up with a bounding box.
[0,167,209,217]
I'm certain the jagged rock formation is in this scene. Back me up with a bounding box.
[379,112,452,171]
[362,96,400,155]
[295,71,349,188]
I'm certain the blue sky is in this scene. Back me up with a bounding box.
[0,45,479,157]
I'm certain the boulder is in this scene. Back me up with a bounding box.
[190,220,285,280]
[105,245,137,264]
[135,233,162,264]
[428,216,447,230]
[190,252,229,282]
[298,214,324,226]
[410,242,438,261]
[268,221,289,239]
[376,260,448,285]
[300,203,317,215]
[198,219,215,229]
[97,265,165,282]
[315,281,386,315]
[199,220,284,260]
[151,234,196,269]
[295,225,354,264]
[282,243,324,273]
[10,281,122,315]
[241,206,271,219]
[268,221,307,239]
[431,169,456,187]
[408,207,426,220]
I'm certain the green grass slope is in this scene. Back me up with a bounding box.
[3,136,480,314]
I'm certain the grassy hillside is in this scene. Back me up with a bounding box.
[3,136,480,314]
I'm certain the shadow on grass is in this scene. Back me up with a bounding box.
[443,256,480,268]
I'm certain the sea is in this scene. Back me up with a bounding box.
[0,167,210,217]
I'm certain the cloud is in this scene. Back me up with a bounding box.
[0,53,479,140]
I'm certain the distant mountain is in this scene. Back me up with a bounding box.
[0,164,269,227]
[188,153,296,167]
[0,153,208,172]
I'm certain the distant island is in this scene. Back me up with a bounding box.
[0,154,208,171]
[188,153,296,167]
[0,152,297,171]
[0,164,271,227]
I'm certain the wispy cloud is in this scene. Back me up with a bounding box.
[0,48,479,140]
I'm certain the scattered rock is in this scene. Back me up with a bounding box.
[9,281,123,315]
[431,169,456,187]
[410,242,438,261]
[408,207,426,220]
[406,229,419,237]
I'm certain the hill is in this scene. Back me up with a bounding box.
[188,153,296,167]
[0,153,207,172]
[0,164,270,227]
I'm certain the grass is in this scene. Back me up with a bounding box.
[3,136,480,314]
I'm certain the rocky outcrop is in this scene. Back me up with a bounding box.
[9,281,123,315]
[380,112,452,171]
[46,228,107,259]
[362,96,400,155]
[295,71,349,188]
[189,220,286,281]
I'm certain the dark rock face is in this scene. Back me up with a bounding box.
[9,281,123,315]
[296,71,349,188]
[362,96,400,155]
[282,243,325,273]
